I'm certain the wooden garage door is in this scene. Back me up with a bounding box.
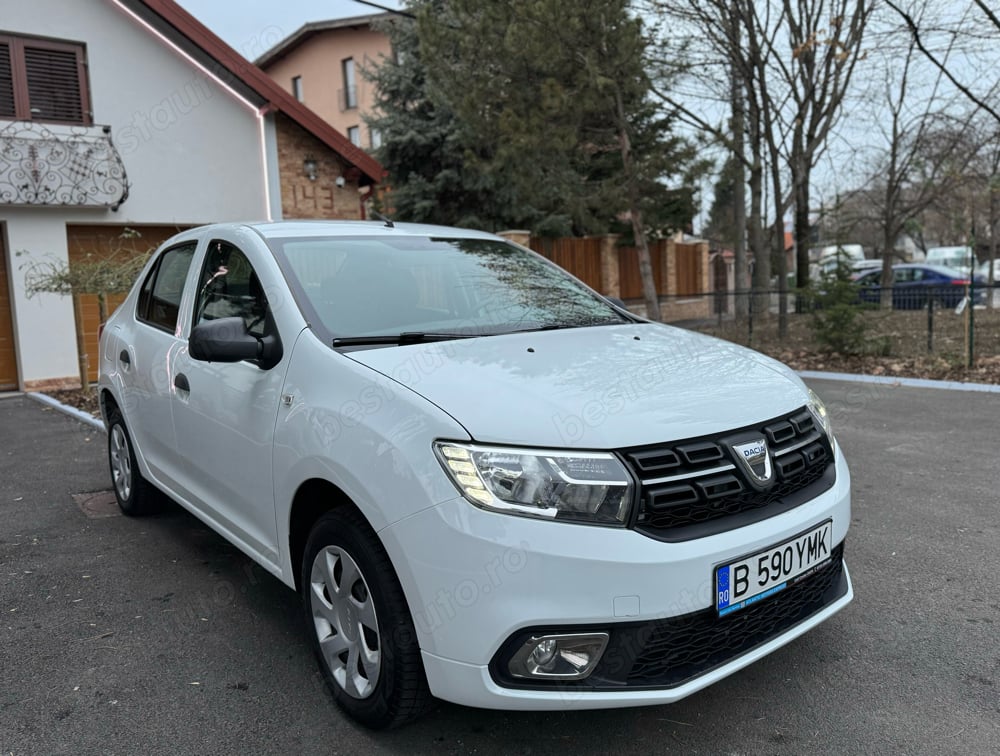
[67,225,188,383]
[0,229,18,390]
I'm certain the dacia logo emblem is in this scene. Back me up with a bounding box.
[732,438,773,486]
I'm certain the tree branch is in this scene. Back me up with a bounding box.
[884,0,1000,125]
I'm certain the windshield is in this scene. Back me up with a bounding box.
[267,235,629,342]
[926,248,973,269]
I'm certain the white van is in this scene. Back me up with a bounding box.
[925,246,974,273]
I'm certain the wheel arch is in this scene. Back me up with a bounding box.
[100,388,119,423]
[288,478,369,593]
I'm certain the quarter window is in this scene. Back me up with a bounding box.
[0,33,91,124]
[137,243,197,332]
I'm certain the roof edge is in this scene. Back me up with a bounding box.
[125,0,384,184]
[254,13,392,68]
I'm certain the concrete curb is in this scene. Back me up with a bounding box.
[27,392,106,432]
[798,370,1000,394]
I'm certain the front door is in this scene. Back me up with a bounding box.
[168,238,288,566]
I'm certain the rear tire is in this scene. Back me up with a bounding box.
[107,407,160,516]
[301,508,432,729]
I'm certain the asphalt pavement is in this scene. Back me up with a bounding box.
[1,380,998,755]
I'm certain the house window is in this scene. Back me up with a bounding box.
[0,33,91,124]
[342,57,357,110]
[291,75,303,102]
[370,128,382,149]
[347,126,360,146]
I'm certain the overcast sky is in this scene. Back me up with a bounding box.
[175,0,401,58]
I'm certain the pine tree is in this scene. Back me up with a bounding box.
[366,5,498,229]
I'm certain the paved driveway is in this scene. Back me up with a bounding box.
[1,380,997,755]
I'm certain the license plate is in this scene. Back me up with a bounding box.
[715,520,833,617]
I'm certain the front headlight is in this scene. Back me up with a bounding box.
[807,389,835,445]
[434,442,633,525]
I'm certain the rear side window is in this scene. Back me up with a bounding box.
[137,243,196,333]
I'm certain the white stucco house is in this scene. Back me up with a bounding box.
[1,0,384,391]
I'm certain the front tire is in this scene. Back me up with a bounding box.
[106,408,160,516]
[302,509,431,729]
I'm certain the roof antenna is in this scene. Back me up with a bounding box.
[373,211,395,228]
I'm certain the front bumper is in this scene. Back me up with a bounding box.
[421,564,851,710]
[378,443,852,709]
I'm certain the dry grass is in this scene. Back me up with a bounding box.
[693,307,1000,384]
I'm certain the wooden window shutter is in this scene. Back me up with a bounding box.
[23,41,88,123]
[0,42,15,118]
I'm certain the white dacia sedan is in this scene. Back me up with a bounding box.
[98,221,852,729]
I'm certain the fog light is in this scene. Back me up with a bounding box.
[508,633,609,680]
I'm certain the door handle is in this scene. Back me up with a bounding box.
[119,350,130,366]
[174,373,190,392]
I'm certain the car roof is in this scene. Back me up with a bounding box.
[926,246,971,256]
[858,263,966,277]
[904,263,968,276]
[245,220,502,242]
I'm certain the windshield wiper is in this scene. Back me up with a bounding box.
[508,320,624,334]
[332,332,474,347]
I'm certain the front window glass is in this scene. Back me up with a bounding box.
[268,236,627,341]
[194,241,270,338]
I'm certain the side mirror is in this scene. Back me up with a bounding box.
[605,296,627,310]
[189,317,282,369]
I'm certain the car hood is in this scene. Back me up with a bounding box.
[346,324,809,448]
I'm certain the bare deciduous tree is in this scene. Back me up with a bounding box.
[648,0,871,333]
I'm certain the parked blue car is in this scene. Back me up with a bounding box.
[852,264,987,309]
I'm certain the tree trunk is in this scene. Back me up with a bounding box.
[72,294,90,392]
[793,139,811,292]
[881,147,899,310]
[614,87,661,321]
[730,12,748,319]
[771,157,788,339]
[747,97,769,320]
[632,209,661,322]
[989,171,998,310]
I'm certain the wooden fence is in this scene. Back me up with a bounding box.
[529,236,604,292]
[511,231,710,320]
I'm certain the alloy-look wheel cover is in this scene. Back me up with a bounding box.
[310,545,381,699]
[110,425,132,502]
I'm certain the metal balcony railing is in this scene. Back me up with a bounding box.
[0,120,129,209]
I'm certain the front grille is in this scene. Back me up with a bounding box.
[489,542,848,691]
[623,407,836,541]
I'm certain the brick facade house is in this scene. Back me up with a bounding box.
[255,14,393,153]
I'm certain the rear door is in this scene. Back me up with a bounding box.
[117,241,199,483]
[891,268,921,308]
